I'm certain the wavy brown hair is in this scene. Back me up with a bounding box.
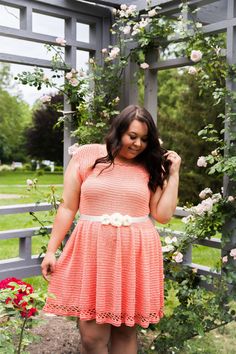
[93,105,170,191]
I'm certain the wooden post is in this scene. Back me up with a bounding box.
[144,49,158,124]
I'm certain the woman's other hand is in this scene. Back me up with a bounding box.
[41,251,57,281]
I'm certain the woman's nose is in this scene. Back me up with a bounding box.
[134,138,141,146]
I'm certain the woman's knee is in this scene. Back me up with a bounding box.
[111,324,137,340]
[79,320,111,350]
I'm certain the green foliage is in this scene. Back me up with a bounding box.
[157,69,223,204]
[0,87,31,163]
[24,95,63,163]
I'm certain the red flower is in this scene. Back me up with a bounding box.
[0,277,37,318]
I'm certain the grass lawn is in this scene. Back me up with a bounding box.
[0,171,63,206]
[0,170,63,185]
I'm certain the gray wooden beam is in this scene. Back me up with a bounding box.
[0,0,111,17]
[0,256,43,280]
[0,226,52,240]
[0,25,97,50]
[150,57,192,70]
[0,203,53,215]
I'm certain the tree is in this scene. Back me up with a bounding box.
[157,69,223,204]
[0,64,31,163]
[24,95,63,164]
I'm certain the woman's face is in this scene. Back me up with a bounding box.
[118,119,148,160]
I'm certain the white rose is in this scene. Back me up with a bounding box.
[201,197,214,213]
[140,62,149,69]
[65,72,73,80]
[119,9,128,18]
[182,215,192,224]
[112,8,117,15]
[56,37,66,46]
[222,256,228,263]
[89,58,95,64]
[139,18,150,28]
[131,29,140,36]
[197,156,207,167]
[69,78,79,87]
[109,47,120,59]
[123,25,131,35]
[148,9,156,17]
[212,193,222,203]
[101,48,107,54]
[162,245,174,253]
[40,95,51,103]
[199,188,213,199]
[68,143,80,155]
[190,50,203,62]
[188,66,197,75]
[26,179,33,186]
[230,248,236,259]
[120,4,127,10]
[172,252,183,263]
[165,236,172,244]
[227,196,234,202]
[196,22,203,28]
[211,149,218,156]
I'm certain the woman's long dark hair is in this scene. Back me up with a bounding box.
[93,105,170,191]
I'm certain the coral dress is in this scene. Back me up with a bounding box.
[43,144,164,328]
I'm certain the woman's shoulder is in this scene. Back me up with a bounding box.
[71,143,104,158]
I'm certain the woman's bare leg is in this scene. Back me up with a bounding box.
[110,324,137,354]
[78,319,111,354]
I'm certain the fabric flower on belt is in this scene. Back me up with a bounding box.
[101,213,132,227]
[110,213,124,227]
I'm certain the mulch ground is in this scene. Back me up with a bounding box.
[27,313,154,353]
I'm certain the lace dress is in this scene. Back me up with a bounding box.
[43,144,164,328]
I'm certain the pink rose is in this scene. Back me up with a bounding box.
[190,50,202,62]
[56,37,66,46]
[230,248,236,259]
[172,252,183,263]
[140,62,149,69]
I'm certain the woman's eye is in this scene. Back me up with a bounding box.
[129,135,136,140]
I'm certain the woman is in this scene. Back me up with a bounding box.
[42,105,181,354]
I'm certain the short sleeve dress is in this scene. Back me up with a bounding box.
[43,144,164,328]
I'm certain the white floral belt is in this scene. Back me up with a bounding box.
[79,213,149,227]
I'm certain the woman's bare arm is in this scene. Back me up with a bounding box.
[150,151,181,224]
[41,156,81,280]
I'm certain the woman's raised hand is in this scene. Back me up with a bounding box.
[165,150,181,175]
